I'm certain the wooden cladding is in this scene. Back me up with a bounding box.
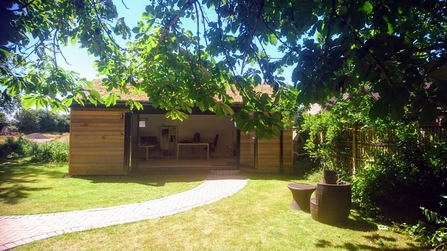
[239,129,293,173]
[239,132,255,167]
[68,107,295,175]
[69,108,128,176]
[281,130,294,173]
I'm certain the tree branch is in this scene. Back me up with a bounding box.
[197,3,209,47]
[194,2,201,67]
[188,61,202,88]
[261,17,293,51]
[331,0,394,86]
[241,0,264,74]
[21,30,55,63]
[322,16,332,71]
[9,0,36,11]
[217,1,235,74]
[121,0,129,9]
[88,0,125,51]
[53,26,59,69]
[158,0,198,45]
[56,35,71,66]
[255,36,271,83]
[217,0,246,97]
[417,43,447,53]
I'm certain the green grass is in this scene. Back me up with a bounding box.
[0,158,206,215]
[1,159,422,250]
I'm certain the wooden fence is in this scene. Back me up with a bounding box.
[300,125,447,175]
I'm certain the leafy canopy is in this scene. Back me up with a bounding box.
[1,0,446,138]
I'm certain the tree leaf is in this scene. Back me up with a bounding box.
[103,94,117,107]
[21,96,37,110]
[214,101,234,117]
[362,1,373,14]
[420,102,440,125]
[428,66,447,81]
[132,27,140,33]
[339,6,348,15]
[69,36,77,46]
[269,33,277,46]
[62,98,73,107]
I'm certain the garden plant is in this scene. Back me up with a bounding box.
[297,85,447,250]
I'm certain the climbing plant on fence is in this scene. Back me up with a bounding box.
[297,84,384,174]
[298,90,447,175]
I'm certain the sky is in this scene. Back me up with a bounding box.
[58,1,294,84]
[59,1,224,80]
[58,1,155,80]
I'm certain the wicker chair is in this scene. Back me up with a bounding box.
[310,181,351,225]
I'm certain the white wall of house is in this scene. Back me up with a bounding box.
[138,114,236,158]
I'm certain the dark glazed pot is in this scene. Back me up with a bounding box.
[323,170,339,184]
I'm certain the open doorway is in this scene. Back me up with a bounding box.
[135,114,238,169]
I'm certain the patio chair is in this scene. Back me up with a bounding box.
[310,181,351,225]
[206,134,219,158]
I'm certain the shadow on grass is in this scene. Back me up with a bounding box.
[0,158,63,204]
[0,184,48,204]
[314,238,422,251]
[312,210,425,250]
[74,168,210,187]
[242,172,306,182]
[304,207,377,232]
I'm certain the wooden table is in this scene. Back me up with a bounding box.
[287,183,316,212]
[139,144,158,160]
[177,142,209,160]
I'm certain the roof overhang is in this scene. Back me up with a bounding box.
[70,101,241,115]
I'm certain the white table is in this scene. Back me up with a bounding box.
[177,142,209,160]
[139,144,158,160]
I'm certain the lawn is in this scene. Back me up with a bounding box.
[1,159,422,250]
[0,158,206,215]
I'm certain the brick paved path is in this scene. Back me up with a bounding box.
[0,174,247,250]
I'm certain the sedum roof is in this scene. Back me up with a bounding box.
[88,79,274,104]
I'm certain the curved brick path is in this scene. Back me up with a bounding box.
[0,174,247,250]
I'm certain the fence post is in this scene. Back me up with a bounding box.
[352,124,357,175]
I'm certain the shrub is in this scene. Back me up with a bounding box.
[0,137,27,158]
[294,154,320,177]
[1,136,68,162]
[352,125,447,221]
[14,109,70,134]
[24,141,69,163]
[406,208,447,251]
[14,109,39,134]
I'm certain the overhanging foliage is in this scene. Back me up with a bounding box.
[1,0,446,138]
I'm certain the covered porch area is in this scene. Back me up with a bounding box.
[137,156,238,169]
[130,111,240,170]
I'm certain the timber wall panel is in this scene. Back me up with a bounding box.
[239,132,255,167]
[70,142,124,148]
[257,136,280,172]
[69,115,124,120]
[70,123,125,130]
[69,108,128,176]
[239,128,294,173]
[282,129,294,173]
